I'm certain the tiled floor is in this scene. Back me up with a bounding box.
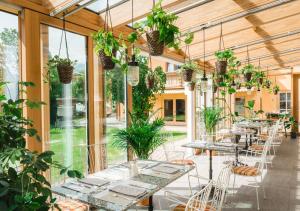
[140,136,300,211]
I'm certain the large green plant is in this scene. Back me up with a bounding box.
[132,56,166,119]
[201,107,223,135]
[214,49,234,61]
[177,60,200,74]
[112,113,166,159]
[0,82,82,211]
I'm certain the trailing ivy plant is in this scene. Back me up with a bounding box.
[92,30,120,57]
[0,82,82,211]
[214,49,234,61]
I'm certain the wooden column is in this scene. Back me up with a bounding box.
[20,9,44,153]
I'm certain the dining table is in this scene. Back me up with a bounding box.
[52,160,194,211]
[182,141,236,180]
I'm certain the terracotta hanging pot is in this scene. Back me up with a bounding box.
[215,60,227,75]
[57,63,73,84]
[182,68,194,82]
[146,31,164,56]
[99,50,116,70]
[259,78,263,85]
[146,75,155,89]
[244,72,252,82]
[188,82,195,91]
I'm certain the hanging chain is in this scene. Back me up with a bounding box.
[58,14,69,59]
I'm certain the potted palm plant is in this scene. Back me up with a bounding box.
[47,55,76,84]
[273,85,280,95]
[112,113,166,160]
[93,30,120,70]
[177,60,199,82]
[201,107,223,145]
[214,49,234,75]
[241,64,255,82]
[134,0,181,56]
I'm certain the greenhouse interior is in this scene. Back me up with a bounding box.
[0,0,300,210]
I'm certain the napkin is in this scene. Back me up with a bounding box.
[109,185,147,198]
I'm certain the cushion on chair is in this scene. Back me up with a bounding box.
[249,144,264,151]
[174,204,216,211]
[232,166,259,176]
[171,159,195,165]
[55,200,88,211]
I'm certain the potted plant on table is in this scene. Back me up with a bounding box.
[273,85,280,95]
[92,30,120,70]
[47,55,77,84]
[112,113,166,160]
[214,49,234,75]
[201,107,223,145]
[177,60,199,82]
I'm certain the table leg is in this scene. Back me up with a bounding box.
[235,136,239,165]
[244,134,249,149]
[209,150,213,180]
[148,195,153,211]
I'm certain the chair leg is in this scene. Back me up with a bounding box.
[261,175,266,199]
[232,174,236,194]
[187,171,193,195]
[256,186,260,210]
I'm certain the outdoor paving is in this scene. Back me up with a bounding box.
[133,136,300,211]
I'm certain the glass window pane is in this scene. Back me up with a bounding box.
[176,99,185,122]
[287,93,291,101]
[80,0,126,13]
[164,100,173,121]
[280,93,286,102]
[104,67,127,166]
[287,101,291,109]
[280,102,286,109]
[42,25,88,184]
[0,11,19,100]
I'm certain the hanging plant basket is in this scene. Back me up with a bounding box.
[99,50,116,70]
[259,78,263,85]
[188,82,195,91]
[146,75,155,89]
[146,31,164,56]
[182,68,194,82]
[244,72,252,82]
[216,76,223,84]
[213,84,218,93]
[57,63,73,84]
[236,83,241,90]
[215,61,227,75]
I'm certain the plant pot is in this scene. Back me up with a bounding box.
[146,31,164,56]
[57,63,73,84]
[236,83,241,90]
[188,82,195,91]
[244,72,252,82]
[215,60,227,75]
[291,131,297,139]
[146,75,155,89]
[259,78,263,85]
[213,84,218,93]
[274,90,278,95]
[216,76,223,84]
[182,68,194,82]
[99,50,116,70]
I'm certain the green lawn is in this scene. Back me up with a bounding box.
[50,127,186,183]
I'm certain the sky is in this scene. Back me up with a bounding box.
[0,11,18,32]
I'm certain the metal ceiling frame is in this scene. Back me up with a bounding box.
[50,0,84,16]
[191,28,300,60]
[182,0,295,34]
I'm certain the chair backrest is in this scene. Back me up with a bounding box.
[210,164,233,211]
[185,181,213,211]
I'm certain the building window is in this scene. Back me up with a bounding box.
[0,11,19,100]
[167,63,180,72]
[279,92,291,114]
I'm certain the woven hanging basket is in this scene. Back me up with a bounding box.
[146,75,155,89]
[99,50,116,70]
[244,72,252,82]
[146,31,164,56]
[259,78,263,85]
[188,82,195,91]
[57,63,73,84]
[182,68,193,82]
[215,61,227,75]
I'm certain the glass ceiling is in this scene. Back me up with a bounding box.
[79,0,128,13]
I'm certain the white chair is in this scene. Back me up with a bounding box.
[232,131,275,210]
[165,180,213,211]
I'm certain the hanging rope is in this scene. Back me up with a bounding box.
[58,14,69,59]
[104,0,113,32]
[203,27,206,76]
[218,22,225,51]
[131,0,135,52]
